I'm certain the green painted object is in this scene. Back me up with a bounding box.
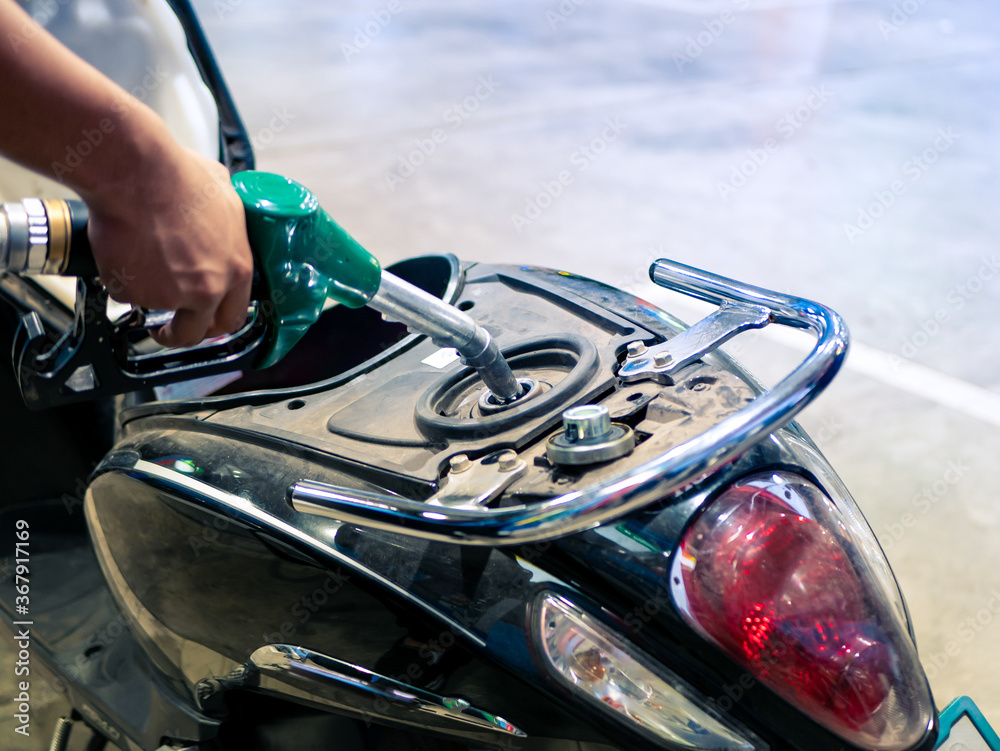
[232,171,382,368]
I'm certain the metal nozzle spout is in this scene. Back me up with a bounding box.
[453,326,522,403]
[369,270,522,403]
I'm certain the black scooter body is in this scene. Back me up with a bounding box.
[1,258,938,751]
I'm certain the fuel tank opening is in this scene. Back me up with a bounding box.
[415,335,599,440]
[478,377,539,414]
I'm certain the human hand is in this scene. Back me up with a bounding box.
[84,146,254,348]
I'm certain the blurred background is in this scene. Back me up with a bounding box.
[188,0,1000,722]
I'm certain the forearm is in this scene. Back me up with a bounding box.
[0,1,253,347]
[0,0,178,210]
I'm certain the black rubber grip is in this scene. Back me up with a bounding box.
[62,199,98,277]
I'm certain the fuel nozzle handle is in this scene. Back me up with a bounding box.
[0,198,96,277]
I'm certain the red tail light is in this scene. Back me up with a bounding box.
[671,473,932,750]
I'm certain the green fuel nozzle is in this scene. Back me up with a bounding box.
[234,172,522,403]
[232,171,382,367]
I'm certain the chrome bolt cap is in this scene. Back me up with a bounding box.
[498,451,519,472]
[562,404,613,443]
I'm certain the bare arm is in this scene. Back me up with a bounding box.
[0,0,253,346]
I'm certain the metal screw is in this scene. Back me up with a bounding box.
[626,341,647,357]
[449,454,473,473]
[498,451,519,472]
[653,351,672,368]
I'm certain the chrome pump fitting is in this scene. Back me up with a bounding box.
[0,198,83,276]
[370,270,523,403]
[546,404,635,466]
[0,206,7,265]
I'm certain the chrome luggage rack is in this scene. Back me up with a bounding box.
[290,258,849,546]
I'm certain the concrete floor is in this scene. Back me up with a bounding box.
[189,0,1000,728]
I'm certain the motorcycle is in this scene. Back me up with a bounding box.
[0,2,997,751]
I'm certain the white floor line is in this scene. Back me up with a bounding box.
[644,292,1000,429]
[843,342,1000,429]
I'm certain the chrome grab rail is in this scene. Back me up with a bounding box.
[291,258,849,545]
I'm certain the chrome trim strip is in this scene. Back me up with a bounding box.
[108,457,486,648]
[290,258,849,545]
[249,644,526,740]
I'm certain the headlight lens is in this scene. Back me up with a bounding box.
[538,594,759,750]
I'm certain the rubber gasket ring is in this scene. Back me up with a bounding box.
[415,334,600,440]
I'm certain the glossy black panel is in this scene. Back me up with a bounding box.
[88,466,612,746]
